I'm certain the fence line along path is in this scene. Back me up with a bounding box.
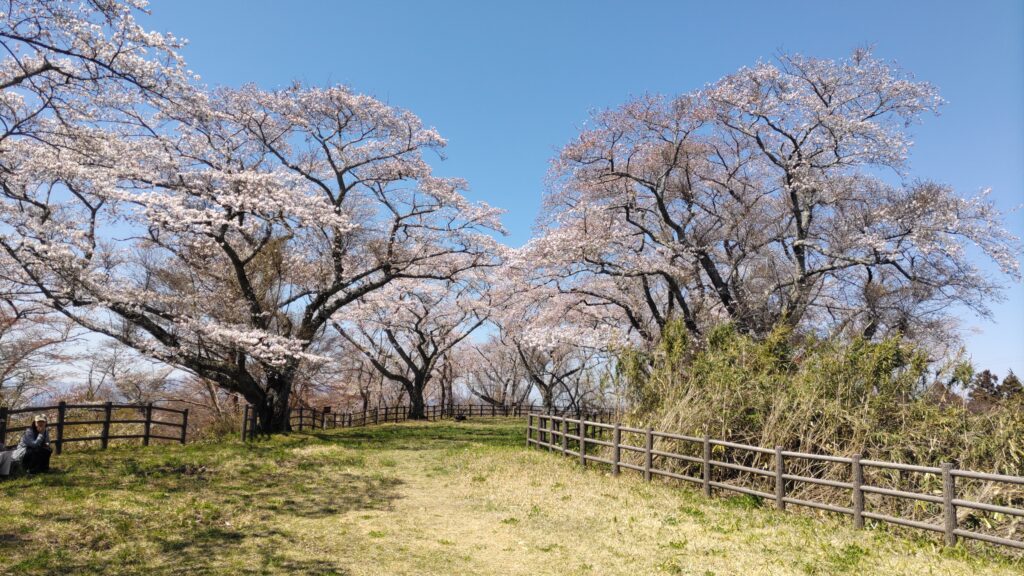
[1,402,188,453]
[527,412,1024,552]
[241,403,614,441]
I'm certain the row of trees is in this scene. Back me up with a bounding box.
[1,2,1018,433]
[0,1,604,430]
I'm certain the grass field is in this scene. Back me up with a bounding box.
[0,418,1020,575]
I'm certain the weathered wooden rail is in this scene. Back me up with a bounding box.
[1,402,188,453]
[527,412,1024,552]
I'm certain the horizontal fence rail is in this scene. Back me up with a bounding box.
[1,402,188,453]
[526,413,1024,552]
[241,402,615,441]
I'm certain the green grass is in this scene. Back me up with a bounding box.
[0,419,1020,575]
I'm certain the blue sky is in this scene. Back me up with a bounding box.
[145,0,1023,377]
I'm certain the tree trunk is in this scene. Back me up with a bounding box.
[252,372,293,433]
[406,377,428,420]
[541,385,554,414]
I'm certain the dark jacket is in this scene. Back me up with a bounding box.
[18,426,50,451]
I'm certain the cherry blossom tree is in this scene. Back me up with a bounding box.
[332,276,492,419]
[529,49,1020,350]
[0,295,74,407]
[463,335,533,408]
[0,0,190,149]
[340,349,389,412]
[0,1,188,408]
[484,268,614,412]
[2,75,502,431]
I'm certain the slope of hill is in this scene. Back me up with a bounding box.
[0,419,1019,575]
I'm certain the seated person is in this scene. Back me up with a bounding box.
[14,415,52,474]
[0,448,13,477]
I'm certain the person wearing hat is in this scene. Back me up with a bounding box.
[13,414,52,474]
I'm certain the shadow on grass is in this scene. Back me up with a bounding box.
[224,472,404,518]
[151,525,352,576]
[0,435,410,575]
[0,419,527,575]
[10,542,352,576]
[3,465,395,575]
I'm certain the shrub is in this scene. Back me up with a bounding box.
[619,322,1024,539]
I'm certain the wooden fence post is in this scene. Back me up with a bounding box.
[373,408,378,425]
[702,433,712,498]
[942,463,957,546]
[526,414,532,448]
[850,454,864,529]
[0,406,7,448]
[180,409,189,444]
[774,446,785,511]
[644,427,653,482]
[547,417,554,452]
[557,416,565,453]
[241,405,250,442]
[612,423,621,477]
[579,417,586,467]
[101,401,112,450]
[298,407,305,431]
[143,403,153,447]
[56,401,66,454]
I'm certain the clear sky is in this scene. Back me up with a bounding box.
[144,0,1024,377]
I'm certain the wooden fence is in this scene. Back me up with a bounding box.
[527,412,1024,552]
[1,402,188,453]
[241,402,614,441]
